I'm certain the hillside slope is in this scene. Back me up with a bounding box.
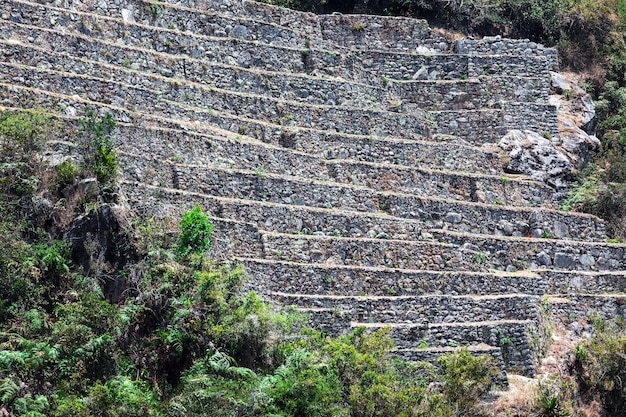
[1,0,625,388]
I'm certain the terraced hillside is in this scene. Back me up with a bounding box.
[2,0,625,380]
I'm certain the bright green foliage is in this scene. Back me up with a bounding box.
[267,352,345,416]
[0,109,49,162]
[35,240,71,277]
[79,108,119,184]
[0,110,50,200]
[0,185,502,417]
[0,222,39,323]
[56,159,79,190]
[558,164,602,211]
[175,204,214,258]
[534,382,570,417]
[170,328,497,417]
[491,0,566,43]
[53,377,163,417]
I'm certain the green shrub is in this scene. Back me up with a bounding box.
[79,109,119,184]
[0,110,51,202]
[558,164,602,211]
[175,204,214,258]
[56,159,79,190]
[574,320,626,415]
[438,348,497,416]
[0,222,39,323]
[35,240,71,277]
[535,384,570,417]
[0,110,50,163]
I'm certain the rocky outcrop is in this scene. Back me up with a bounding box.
[550,71,601,167]
[498,72,601,190]
[499,130,574,189]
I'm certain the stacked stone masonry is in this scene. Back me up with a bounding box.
[1,0,624,381]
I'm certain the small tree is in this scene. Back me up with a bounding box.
[176,204,214,258]
[79,108,118,184]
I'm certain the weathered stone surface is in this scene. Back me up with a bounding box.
[550,71,601,167]
[499,130,574,188]
[550,72,571,94]
[554,252,575,269]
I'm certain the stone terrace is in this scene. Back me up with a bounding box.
[1,0,624,380]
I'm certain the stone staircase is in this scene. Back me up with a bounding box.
[2,0,625,380]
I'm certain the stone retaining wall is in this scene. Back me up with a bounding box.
[241,260,626,297]
[273,293,539,323]
[118,174,604,243]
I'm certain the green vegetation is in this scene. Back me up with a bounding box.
[79,108,119,184]
[175,203,214,258]
[572,318,626,415]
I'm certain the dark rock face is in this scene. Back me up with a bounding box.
[65,205,136,302]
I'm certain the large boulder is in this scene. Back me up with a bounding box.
[499,130,574,189]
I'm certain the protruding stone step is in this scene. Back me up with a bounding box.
[394,77,550,111]
[546,294,626,323]
[257,231,474,271]
[432,230,626,272]
[427,105,559,144]
[254,229,626,272]
[352,320,527,348]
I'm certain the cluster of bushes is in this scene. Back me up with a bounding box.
[0,200,500,416]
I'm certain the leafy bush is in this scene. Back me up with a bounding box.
[573,319,626,415]
[56,159,79,190]
[0,110,51,202]
[438,348,497,416]
[175,204,214,258]
[35,240,71,277]
[53,377,162,417]
[0,110,50,163]
[0,222,39,323]
[79,109,119,184]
